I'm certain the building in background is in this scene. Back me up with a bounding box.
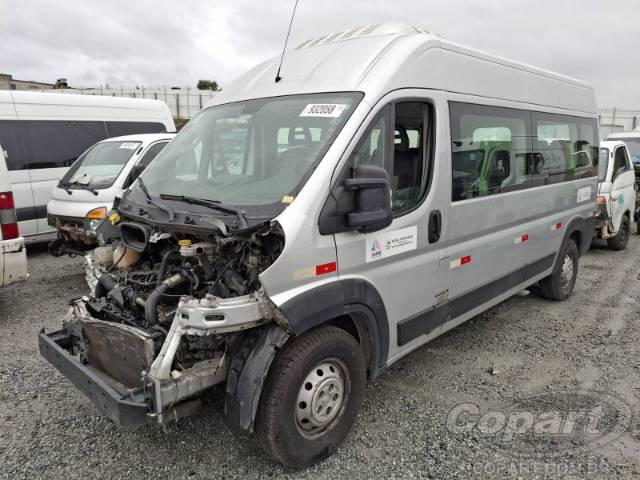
[0,73,53,91]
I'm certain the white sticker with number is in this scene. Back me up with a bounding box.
[577,186,592,203]
[299,104,347,118]
[119,142,139,150]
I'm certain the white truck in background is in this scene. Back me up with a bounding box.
[0,142,27,287]
[595,141,636,248]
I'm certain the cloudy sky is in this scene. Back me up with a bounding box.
[1,0,638,107]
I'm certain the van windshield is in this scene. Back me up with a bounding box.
[61,141,141,189]
[598,148,609,181]
[139,93,362,207]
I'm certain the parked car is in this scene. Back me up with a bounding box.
[595,141,636,248]
[0,142,27,287]
[46,133,175,256]
[39,23,598,468]
[0,91,175,241]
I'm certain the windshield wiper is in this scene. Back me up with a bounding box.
[137,178,175,222]
[159,194,249,229]
[60,180,99,196]
[58,181,72,195]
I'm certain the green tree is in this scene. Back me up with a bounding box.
[197,80,219,91]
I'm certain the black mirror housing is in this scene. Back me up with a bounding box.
[319,164,393,235]
[344,165,393,232]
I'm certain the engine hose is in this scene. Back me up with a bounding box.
[145,273,186,326]
[156,249,180,287]
[95,274,118,299]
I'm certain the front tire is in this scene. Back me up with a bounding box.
[539,238,579,301]
[608,215,630,250]
[255,325,366,468]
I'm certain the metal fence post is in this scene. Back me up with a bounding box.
[176,93,180,118]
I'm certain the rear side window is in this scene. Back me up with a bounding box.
[20,121,107,169]
[105,121,167,137]
[532,113,598,182]
[0,121,27,170]
[450,103,530,201]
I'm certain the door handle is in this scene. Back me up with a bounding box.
[428,209,442,243]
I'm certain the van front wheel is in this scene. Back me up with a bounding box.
[255,325,366,468]
[608,215,630,250]
[540,238,579,301]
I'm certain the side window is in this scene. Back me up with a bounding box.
[138,141,169,169]
[532,113,597,182]
[105,121,166,137]
[612,147,629,178]
[450,103,530,201]
[347,102,433,215]
[0,121,27,170]
[20,121,107,169]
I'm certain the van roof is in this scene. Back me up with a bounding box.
[607,131,640,139]
[98,133,176,144]
[5,90,166,109]
[212,22,596,114]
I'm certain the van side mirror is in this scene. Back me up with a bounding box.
[344,165,393,232]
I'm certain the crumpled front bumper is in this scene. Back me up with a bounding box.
[38,328,149,430]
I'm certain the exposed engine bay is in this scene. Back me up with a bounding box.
[57,217,287,425]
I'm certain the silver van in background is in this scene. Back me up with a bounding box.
[40,23,598,468]
[0,91,175,240]
[46,133,175,256]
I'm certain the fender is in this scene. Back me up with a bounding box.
[278,278,389,377]
[561,215,595,257]
[224,325,290,437]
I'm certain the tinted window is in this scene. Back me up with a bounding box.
[20,121,107,169]
[105,121,166,137]
[450,103,530,201]
[347,102,434,215]
[138,141,169,169]
[532,113,598,182]
[0,121,27,170]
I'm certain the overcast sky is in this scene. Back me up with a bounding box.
[1,0,638,107]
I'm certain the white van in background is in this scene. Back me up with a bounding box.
[47,133,175,256]
[0,143,27,287]
[0,91,175,240]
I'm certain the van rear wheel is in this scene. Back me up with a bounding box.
[608,215,630,250]
[539,238,578,301]
[255,325,366,468]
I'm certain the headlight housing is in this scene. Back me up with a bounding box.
[84,207,107,235]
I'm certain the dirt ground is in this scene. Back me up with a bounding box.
[1,237,639,479]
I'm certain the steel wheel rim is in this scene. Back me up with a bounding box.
[560,253,574,288]
[295,358,350,439]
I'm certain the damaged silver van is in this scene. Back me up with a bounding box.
[39,23,598,467]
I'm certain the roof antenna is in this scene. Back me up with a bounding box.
[275,0,300,83]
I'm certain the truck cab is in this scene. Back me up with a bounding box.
[595,140,636,249]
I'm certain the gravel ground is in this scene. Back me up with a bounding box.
[1,237,640,479]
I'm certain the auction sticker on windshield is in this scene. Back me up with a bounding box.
[119,142,139,149]
[300,104,348,118]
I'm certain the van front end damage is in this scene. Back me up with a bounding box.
[39,218,289,430]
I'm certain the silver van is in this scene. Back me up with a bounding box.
[39,23,598,467]
[46,133,175,256]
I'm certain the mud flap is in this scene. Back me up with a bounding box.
[224,325,290,437]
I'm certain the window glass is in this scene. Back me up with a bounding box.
[20,121,107,169]
[450,103,530,201]
[138,141,169,169]
[0,122,26,170]
[105,121,166,137]
[141,93,362,206]
[611,138,640,163]
[598,148,609,181]
[347,102,433,215]
[613,147,629,176]
[532,113,597,182]
[61,140,141,189]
